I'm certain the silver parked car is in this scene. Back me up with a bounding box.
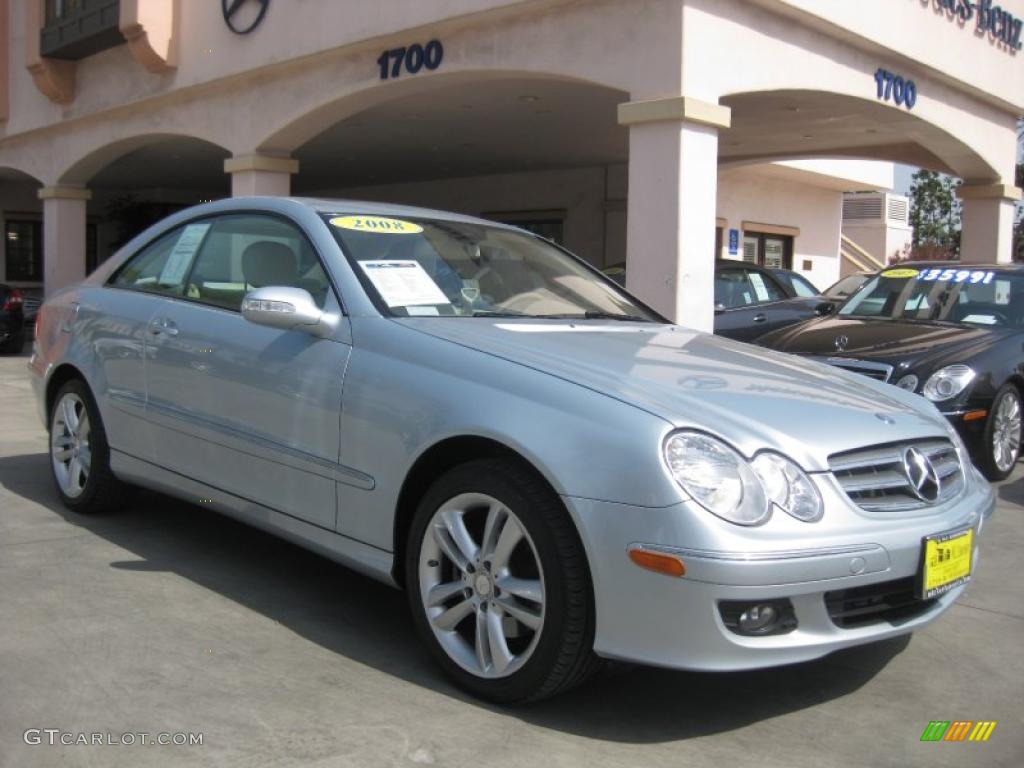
[30,198,993,703]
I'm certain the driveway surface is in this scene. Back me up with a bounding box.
[0,350,1020,767]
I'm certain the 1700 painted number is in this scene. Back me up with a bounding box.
[874,68,917,110]
[377,40,444,80]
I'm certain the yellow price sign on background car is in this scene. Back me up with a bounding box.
[921,528,973,598]
[880,268,920,278]
[330,215,423,234]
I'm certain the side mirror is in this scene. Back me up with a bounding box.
[241,286,337,337]
[814,301,835,316]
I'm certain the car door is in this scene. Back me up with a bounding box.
[144,213,350,531]
[714,266,807,341]
[97,225,198,462]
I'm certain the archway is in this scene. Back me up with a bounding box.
[58,135,230,265]
[275,74,630,268]
[718,89,999,183]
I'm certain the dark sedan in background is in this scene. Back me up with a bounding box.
[604,260,832,341]
[758,263,1024,480]
[0,284,26,353]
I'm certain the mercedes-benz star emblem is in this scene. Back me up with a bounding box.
[902,446,941,503]
[222,0,270,35]
[834,334,849,352]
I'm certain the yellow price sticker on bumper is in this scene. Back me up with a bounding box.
[921,528,973,599]
[330,215,423,234]
[880,268,920,278]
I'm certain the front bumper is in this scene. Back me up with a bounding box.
[563,472,994,671]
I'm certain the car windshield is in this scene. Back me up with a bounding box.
[323,214,657,320]
[838,266,1024,328]
[826,274,868,298]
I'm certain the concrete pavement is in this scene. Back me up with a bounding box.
[0,350,1021,767]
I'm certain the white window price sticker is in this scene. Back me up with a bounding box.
[159,222,211,287]
[358,260,450,307]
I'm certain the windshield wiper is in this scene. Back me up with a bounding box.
[529,311,652,322]
[468,310,530,318]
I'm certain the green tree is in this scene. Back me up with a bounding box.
[908,170,961,259]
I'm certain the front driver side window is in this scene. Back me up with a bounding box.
[184,214,333,311]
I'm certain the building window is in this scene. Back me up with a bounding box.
[742,232,793,269]
[4,220,43,282]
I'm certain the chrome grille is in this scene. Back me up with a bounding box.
[829,439,963,512]
[812,357,893,382]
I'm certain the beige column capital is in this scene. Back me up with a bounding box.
[224,154,300,175]
[618,96,731,130]
[956,183,1022,202]
[38,186,92,201]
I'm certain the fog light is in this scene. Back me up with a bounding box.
[719,599,797,636]
[739,604,777,633]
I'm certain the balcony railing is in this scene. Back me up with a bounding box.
[41,0,123,60]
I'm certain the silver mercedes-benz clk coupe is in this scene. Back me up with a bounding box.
[30,198,993,703]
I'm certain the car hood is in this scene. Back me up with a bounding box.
[396,319,951,471]
[757,316,1011,369]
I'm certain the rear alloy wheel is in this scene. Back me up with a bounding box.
[406,459,598,703]
[981,383,1022,481]
[49,379,128,513]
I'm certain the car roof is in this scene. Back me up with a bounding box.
[893,261,1024,271]
[286,197,523,231]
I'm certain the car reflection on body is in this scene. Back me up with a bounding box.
[758,263,1024,480]
[30,200,992,703]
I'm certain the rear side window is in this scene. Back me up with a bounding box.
[111,223,211,297]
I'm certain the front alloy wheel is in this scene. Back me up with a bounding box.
[418,492,546,679]
[406,459,598,703]
[983,384,1022,480]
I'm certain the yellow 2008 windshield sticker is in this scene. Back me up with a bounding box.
[880,267,919,278]
[330,215,423,234]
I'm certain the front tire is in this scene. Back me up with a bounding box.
[405,458,598,703]
[49,379,128,513]
[980,383,1022,481]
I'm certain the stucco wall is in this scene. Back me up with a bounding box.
[717,168,844,287]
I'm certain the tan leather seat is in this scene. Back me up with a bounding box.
[242,241,298,287]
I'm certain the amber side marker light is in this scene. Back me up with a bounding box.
[963,410,987,422]
[628,548,686,577]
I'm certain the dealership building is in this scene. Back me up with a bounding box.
[0,0,1021,331]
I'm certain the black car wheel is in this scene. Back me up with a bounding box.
[405,458,599,703]
[980,383,1022,481]
[49,378,129,513]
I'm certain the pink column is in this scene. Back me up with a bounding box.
[39,186,90,296]
[958,184,1022,264]
[618,97,730,332]
[225,154,298,197]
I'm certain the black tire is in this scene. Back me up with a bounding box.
[979,383,1022,481]
[48,378,128,513]
[405,458,600,704]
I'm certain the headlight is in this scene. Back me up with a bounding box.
[751,453,823,522]
[895,373,918,392]
[663,431,769,526]
[923,365,975,402]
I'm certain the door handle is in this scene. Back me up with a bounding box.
[753,313,767,323]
